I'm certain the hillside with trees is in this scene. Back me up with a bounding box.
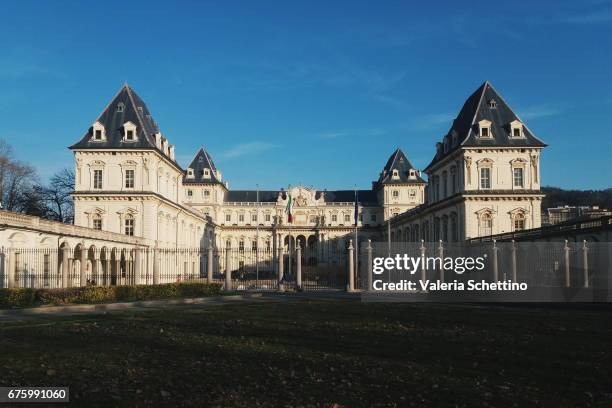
[541,186,612,211]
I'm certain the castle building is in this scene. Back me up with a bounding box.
[68,81,546,249]
[388,81,547,242]
[69,85,426,251]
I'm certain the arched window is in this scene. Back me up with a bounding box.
[513,212,526,231]
[451,213,458,242]
[479,212,493,237]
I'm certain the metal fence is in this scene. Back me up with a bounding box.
[1,241,611,297]
[360,241,612,295]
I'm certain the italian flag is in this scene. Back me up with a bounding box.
[285,193,293,223]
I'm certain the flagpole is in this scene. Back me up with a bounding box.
[354,185,358,287]
[256,184,259,288]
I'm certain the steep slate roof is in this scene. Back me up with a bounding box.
[69,84,179,165]
[374,148,426,188]
[322,190,378,205]
[225,190,280,203]
[425,81,547,171]
[183,147,222,184]
[224,189,378,205]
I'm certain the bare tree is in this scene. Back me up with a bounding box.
[43,168,75,223]
[2,160,37,211]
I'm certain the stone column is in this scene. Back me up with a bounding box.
[134,249,141,285]
[7,249,15,289]
[582,240,589,288]
[278,246,284,292]
[225,247,232,291]
[115,256,121,286]
[510,240,517,282]
[420,240,427,285]
[492,240,499,283]
[92,256,99,286]
[438,240,444,283]
[105,258,111,286]
[366,240,373,292]
[62,248,70,288]
[207,246,214,283]
[153,248,160,285]
[348,239,354,292]
[296,244,302,291]
[80,245,87,287]
[564,240,571,288]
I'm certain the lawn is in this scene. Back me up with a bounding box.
[0,299,611,407]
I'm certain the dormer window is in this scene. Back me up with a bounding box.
[488,99,497,109]
[392,169,399,179]
[187,168,194,178]
[116,102,125,112]
[509,120,524,138]
[478,120,493,138]
[409,170,416,179]
[92,122,106,141]
[123,121,137,142]
[203,168,211,178]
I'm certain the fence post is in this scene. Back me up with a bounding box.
[348,239,355,292]
[296,244,302,291]
[278,246,285,292]
[366,239,373,292]
[80,244,87,287]
[207,246,214,284]
[153,248,160,285]
[62,248,70,288]
[134,249,141,285]
[582,240,589,288]
[225,248,232,291]
[438,240,444,283]
[7,249,15,289]
[420,240,427,285]
[564,240,571,288]
[492,239,499,282]
[511,240,517,282]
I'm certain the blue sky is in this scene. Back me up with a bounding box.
[0,1,611,190]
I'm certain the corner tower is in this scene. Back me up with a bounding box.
[374,148,426,220]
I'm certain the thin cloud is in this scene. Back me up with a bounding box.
[317,128,386,140]
[221,142,278,159]
[519,104,563,120]
[557,9,612,24]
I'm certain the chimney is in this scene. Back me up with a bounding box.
[169,145,175,160]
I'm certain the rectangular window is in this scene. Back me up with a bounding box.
[125,218,134,236]
[94,129,102,140]
[187,190,193,197]
[514,218,525,231]
[265,214,271,222]
[126,130,134,140]
[252,241,258,251]
[331,214,337,222]
[238,214,245,222]
[239,241,244,251]
[371,214,377,222]
[225,214,231,222]
[93,169,103,189]
[513,167,524,188]
[480,168,491,189]
[481,127,489,137]
[344,214,350,222]
[452,173,457,194]
[93,219,102,230]
[204,190,210,197]
[125,169,134,188]
[252,213,257,222]
[393,190,399,198]
[513,128,521,137]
